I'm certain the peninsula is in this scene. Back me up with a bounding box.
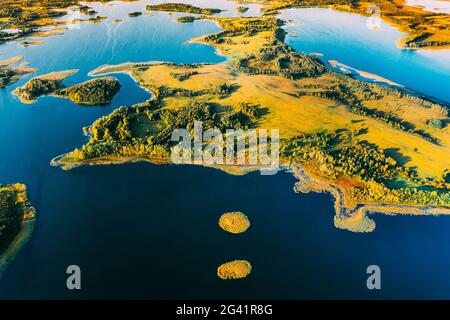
[51,13,450,232]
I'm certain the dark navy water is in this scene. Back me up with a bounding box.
[1,1,450,299]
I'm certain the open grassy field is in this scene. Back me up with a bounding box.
[113,26,450,179]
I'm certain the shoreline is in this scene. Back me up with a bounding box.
[268,3,450,51]
[50,153,450,232]
[290,162,450,232]
[0,216,36,279]
[328,60,403,87]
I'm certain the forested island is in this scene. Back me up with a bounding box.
[176,16,197,23]
[0,184,35,257]
[14,72,121,105]
[54,77,121,105]
[236,6,249,13]
[128,11,142,17]
[52,13,450,231]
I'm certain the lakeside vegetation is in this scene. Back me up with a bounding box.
[54,14,450,218]
[146,3,221,15]
[0,184,35,256]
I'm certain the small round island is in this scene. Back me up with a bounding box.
[218,211,251,234]
[217,260,252,280]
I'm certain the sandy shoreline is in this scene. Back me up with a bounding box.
[328,60,403,87]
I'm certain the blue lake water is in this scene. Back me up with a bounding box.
[280,8,450,103]
[1,1,450,299]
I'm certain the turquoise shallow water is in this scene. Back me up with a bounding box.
[1,1,450,299]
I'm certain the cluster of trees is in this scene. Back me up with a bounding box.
[236,43,327,79]
[350,180,450,207]
[146,3,221,15]
[18,78,63,100]
[236,6,249,13]
[221,102,261,130]
[205,17,283,41]
[332,142,406,181]
[128,12,142,17]
[64,99,263,162]
[145,82,235,101]
[205,17,326,80]
[0,3,23,18]
[282,130,450,206]
[303,81,441,145]
[409,172,450,190]
[176,16,196,23]
[55,77,121,106]
[170,70,198,81]
[406,39,450,49]
[0,68,15,88]
[282,131,411,182]
[333,72,449,115]
[0,186,24,254]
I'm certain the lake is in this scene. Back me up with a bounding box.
[280,8,450,103]
[1,0,450,299]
